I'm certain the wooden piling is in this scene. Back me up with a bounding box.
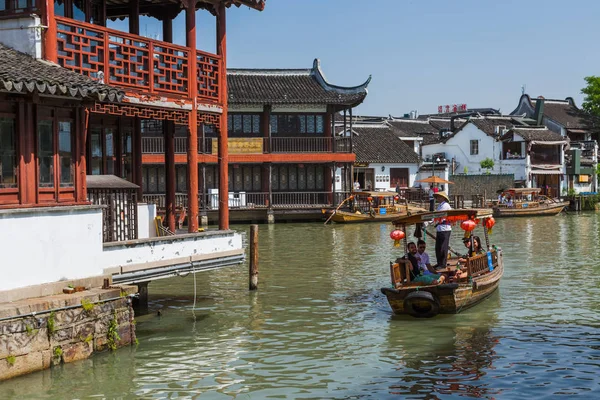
[249,224,259,291]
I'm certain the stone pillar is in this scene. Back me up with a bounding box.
[133,281,149,315]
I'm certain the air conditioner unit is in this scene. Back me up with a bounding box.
[208,188,219,209]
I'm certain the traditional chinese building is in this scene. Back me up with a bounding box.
[0,0,265,358]
[140,59,370,222]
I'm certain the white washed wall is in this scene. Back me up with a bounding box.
[423,124,501,175]
[137,203,157,239]
[0,16,43,58]
[101,231,243,271]
[0,206,104,291]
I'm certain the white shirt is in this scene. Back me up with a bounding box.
[353,182,360,191]
[417,251,431,274]
[436,201,452,232]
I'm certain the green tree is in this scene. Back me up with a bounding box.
[581,76,600,116]
[480,158,494,172]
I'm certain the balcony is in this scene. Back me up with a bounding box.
[55,17,221,104]
[141,136,352,154]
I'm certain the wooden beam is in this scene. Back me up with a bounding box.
[129,0,140,35]
[133,117,143,199]
[163,17,173,43]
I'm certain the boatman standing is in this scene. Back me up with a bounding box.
[433,191,452,268]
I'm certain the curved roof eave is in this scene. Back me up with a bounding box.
[311,58,371,95]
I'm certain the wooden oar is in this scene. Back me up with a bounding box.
[324,195,354,225]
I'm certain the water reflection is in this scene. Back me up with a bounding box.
[2,215,600,398]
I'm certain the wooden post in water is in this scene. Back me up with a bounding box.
[249,224,259,290]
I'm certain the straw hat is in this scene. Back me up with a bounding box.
[433,191,449,202]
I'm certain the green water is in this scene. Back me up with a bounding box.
[2,213,600,399]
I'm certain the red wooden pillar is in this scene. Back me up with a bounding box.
[133,117,143,199]
[129,0,140,34]
[186,3,199,232]
[217,2,229,230]
[76,107,88,202]
[42,0,58,62]
[165,121,176,232]
[325,164,333,205]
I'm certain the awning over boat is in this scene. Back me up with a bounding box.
[531,170,563,175]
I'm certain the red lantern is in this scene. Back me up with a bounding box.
[394,195,399,201]
[484,217,495,234]
[460,219,477,238]
[349,195,354,200]
[390,229,405,247]
[367,196,373,202]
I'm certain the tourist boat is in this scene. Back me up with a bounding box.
[492,188,569,218]
[381,209,503,318]
[325,191,426,224]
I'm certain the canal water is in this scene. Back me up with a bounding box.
[2,213,600,399]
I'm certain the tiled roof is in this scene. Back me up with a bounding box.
[531,98,595,130]
[228,59,370,107]
[352,124,419,163]
[0,43,123,102]
[390,118,444,145]
[470,117,516,136]
[228,0,266,11]
[506,127,565,142]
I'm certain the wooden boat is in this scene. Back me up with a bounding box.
[381,209,503,318]
[492,188,568,218]
[325,191,427,224]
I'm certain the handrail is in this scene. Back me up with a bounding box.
[55,16,221,102]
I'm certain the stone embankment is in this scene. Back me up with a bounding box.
[0,285,137,381]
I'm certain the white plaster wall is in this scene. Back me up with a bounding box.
[0,207,104,291]
[137,203,157,239]
[101,231,243,270]
[0,16,43,58]
[369,163,419,191]
[423,124,500,175]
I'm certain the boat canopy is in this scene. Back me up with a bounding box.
[391,208,494,226]
[504,188,541,195]
[355,191,398,197]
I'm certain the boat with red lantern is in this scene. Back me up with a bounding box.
[492,188,569,217]
[381,208,503,318]
[324,191,426,224]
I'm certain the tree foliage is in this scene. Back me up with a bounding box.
[480,157,494,170]
[581,76,600,116]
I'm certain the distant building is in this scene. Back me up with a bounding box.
[345,122,420,191]
[511,95,599,194]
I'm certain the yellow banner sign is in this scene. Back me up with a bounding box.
[211,138,264,155]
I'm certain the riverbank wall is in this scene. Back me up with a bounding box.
[0,285,137,381]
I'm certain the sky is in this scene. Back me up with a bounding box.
[109,0,600,116]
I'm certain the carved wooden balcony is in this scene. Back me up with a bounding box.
[55,17,221,105]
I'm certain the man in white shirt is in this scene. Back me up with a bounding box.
[416,239,436,274]
[433,191,452,268]
[353,180,361,192]
[428,186,435,211]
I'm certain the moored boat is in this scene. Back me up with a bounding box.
[381,209,503,318]
[325,191,426,224]
[492,188,568,217]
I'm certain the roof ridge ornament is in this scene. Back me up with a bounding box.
[311,58,371,94]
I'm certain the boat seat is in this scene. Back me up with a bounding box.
[390,260,412,288]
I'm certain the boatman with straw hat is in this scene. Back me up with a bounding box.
[433,191,452,268]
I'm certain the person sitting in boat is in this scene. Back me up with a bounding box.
[416,239,437,275]
[506,196,514,207]
[399,242,445,285]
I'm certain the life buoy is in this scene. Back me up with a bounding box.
[403,291,440,318]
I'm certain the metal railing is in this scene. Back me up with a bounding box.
[55,17,221,103]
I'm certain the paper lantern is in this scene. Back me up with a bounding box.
[390,229,405,247]
[460,219,477,238]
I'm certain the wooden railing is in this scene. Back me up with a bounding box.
[465,250,498,278]
[143,191,337,210]
[141,136,353,154]
[55,17,221,103]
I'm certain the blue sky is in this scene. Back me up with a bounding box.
[109,0,598,116]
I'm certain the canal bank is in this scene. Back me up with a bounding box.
[0,285,137,381]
